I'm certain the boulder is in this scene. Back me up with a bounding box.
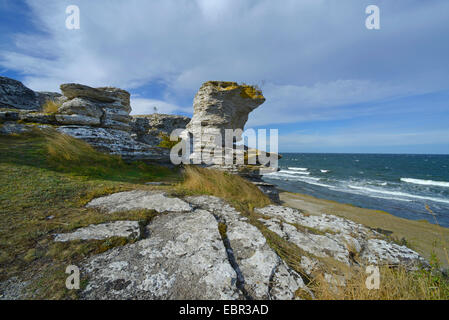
[0,77,41,110]
[60,84,131,112]
[58,97,104,118]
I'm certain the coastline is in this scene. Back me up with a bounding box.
[278,190,449,267]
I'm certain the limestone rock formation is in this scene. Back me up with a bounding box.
[51,191,426,300]
[255,205,427,275]
[179,81,278,178]
[57,84,132,131]
[131,113,190,146]
[49,84,180,161]
[182,81,265,148]
[78,192,311,300]
[0,76,61,110]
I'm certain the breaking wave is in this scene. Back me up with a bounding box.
[400,178,449,188]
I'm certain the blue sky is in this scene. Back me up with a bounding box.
[1,0,448,153]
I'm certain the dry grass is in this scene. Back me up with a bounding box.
[310,263,449,300]
[42,100,60,114]
[45,130,120,164]
[176,165,271,211]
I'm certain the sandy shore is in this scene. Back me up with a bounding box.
[280,191,449,267]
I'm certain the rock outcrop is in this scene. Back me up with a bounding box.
[78,192,311,300]
[179,81,278,179]
[184,81,265,146]
[0,76,61,110]
[52,84,173,161]
[131,113,190,146]
[48,191,426,300]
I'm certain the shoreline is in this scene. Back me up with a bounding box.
[277,189,449,267]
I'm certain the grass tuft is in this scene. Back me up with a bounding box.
[42,100,60,114]
[176,165,271,211]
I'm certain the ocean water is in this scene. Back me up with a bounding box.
[262,153,449,227]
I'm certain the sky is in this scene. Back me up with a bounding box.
[0,0,448,153]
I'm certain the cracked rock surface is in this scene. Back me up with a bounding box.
[54,221,140,242]
[85,190,192,214]
[81,209,239,300]
[255,205,426,271]
[57,191,427,300]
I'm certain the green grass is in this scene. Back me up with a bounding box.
[0,131,180,299]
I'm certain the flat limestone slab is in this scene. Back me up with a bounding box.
[85,190,192,214]
[54,221,140,242]
[80,210,239,300]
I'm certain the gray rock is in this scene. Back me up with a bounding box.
[183,81,265,146]
[86,190,192,214]
[251,180,280,204]
[131,114,190,146]
[255,205,427,270]
[0,76,40,110]
[18,112,56,124]
[55,114,101,125]
[185,196,310,300]
[60,84,130,112]
[58,97,103,118]
[179,81,273,176]
[360,238,426,267]
[56,126,170,161]
[103,108,131,123]
[0,111,19,122]
[54,221,141,242]
[80,210,240,300]
[101,118,131,131]
[0,122,32,135]
[36,91,63,106]
[0,277,30,300]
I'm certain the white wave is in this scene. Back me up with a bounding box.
[288,167,308,171]
[401,178,449,188]
[348,185,449,204]
[264,171,317,180]
[279,170,310,175]
[320,169,330,173]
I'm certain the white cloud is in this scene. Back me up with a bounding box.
[279,129,449,151]
[1,0,448,123]
[130,98,190,115]
[247,79,418,126]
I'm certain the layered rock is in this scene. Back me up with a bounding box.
[179,81,278,178]
[0,76,61,110]
[57,84,132,131]
[50,84,178,161]
[131,113,190,146]
[184,81,265,145]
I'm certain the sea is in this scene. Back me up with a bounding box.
[262,153,449,227]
